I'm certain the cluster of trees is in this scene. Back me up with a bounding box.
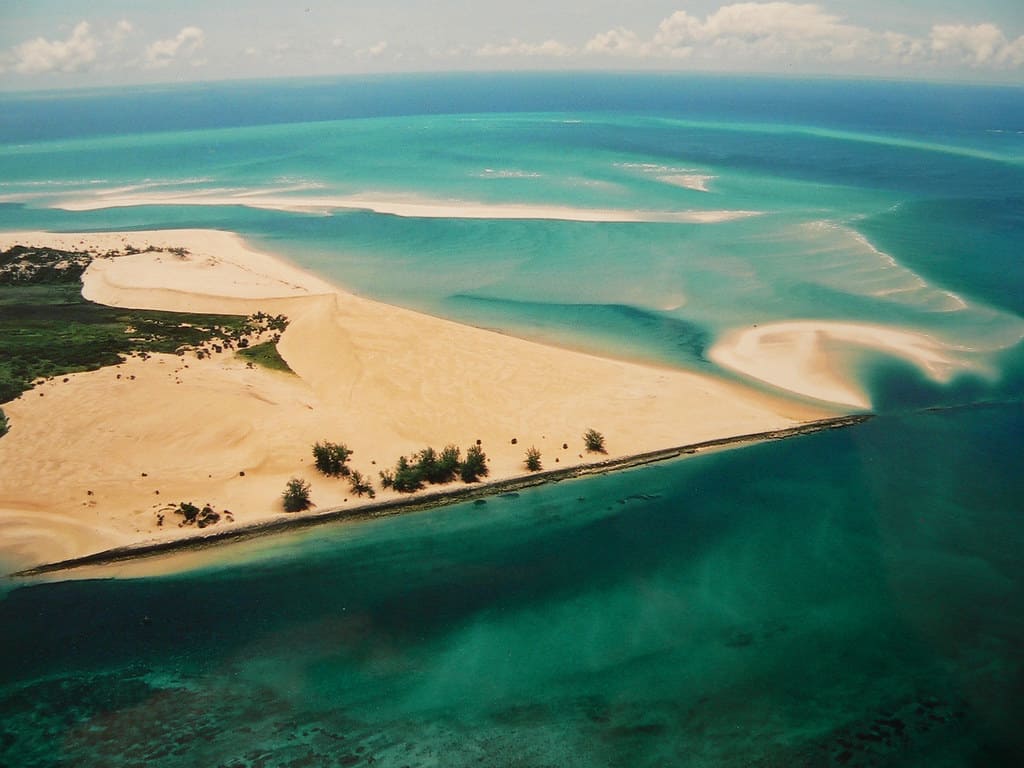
[281,438,380,513]
[379,443,489,493]
[0,245,93,285]
[281,429,607,513]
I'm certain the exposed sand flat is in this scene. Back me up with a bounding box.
[0,229,831,572]
[53,189,758,223]
[658,174,713,192]
[709,320,994,409]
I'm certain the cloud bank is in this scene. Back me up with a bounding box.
[487,2,1024,72]
[2,4,1022,84]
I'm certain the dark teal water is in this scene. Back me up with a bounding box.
[1,405,1021,766]
[1,74,1023,766]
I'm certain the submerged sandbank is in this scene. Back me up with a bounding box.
[0,229,833,573]
[52,190,759,223]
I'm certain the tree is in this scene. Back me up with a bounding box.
[461,444,489,483]
[348,470,375,499]
[0,407,8,438]
[392,455,424,493]
[525,446,542,472]
[436,444,462,483]
[583,428,606,454]
[282,477,312,512]
[312,441,352,477]
[415,446,439,482]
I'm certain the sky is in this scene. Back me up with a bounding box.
[0,1,1022,90]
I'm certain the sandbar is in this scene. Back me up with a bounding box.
[52,189,758,223]
[709,320,993,408]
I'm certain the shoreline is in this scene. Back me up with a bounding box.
[9,414,871,577]
[1,228,840,574]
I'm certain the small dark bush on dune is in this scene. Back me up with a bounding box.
[583,428,606,454]
[282,478,312,512]
[312,441,352,477]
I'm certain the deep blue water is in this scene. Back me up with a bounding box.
[1,73,1022,766]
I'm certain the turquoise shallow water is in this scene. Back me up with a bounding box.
[1,406,1022,766]
[1,74,1023,765]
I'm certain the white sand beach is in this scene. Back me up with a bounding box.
[0,229,832,572]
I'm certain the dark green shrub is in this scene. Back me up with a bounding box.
[312,441,352,477]
[392,456,424,493]
[583,428,606,454]
[282,478,312,512]
[0,408,8,438]
[461,444,489,483]
[416,444,460,484]
[175,502,200,523]
[437,444,462,483]
[348,470,375,498]
[416,446,439,482]
[525,446,542,471]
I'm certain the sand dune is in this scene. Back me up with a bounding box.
[0,229,830,572]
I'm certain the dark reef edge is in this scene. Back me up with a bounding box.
[11,414,871,578]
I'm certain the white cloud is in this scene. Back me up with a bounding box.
[145,26,205,69]
[584,29,643,56]
[112,20,134,42]
[12,21,99,74]
[477,38,574,58]
[582,2,1024,71]
[930,23,1024,67]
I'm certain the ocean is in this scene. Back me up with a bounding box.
[1,73,1022,766]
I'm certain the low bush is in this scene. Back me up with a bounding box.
[583,428,606,454]
[312,441,352,477]
[282,478,312,512]
[525,446,542,471]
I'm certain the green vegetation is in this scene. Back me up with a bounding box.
[460,444,489,483]
[525,446,542,471]
[237,340,293,373]
[312,441,353,477]
[0,407,8,437]
[388,456,424,493]
[584,428,607,454]
[172,501,221,528]
[282,478,312,512]
[416,444,462,484]
[0,281,251,402]
[347,470,375,498]
[0,245,92,285]
[0,247,291,403]
[380,442,489,493]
